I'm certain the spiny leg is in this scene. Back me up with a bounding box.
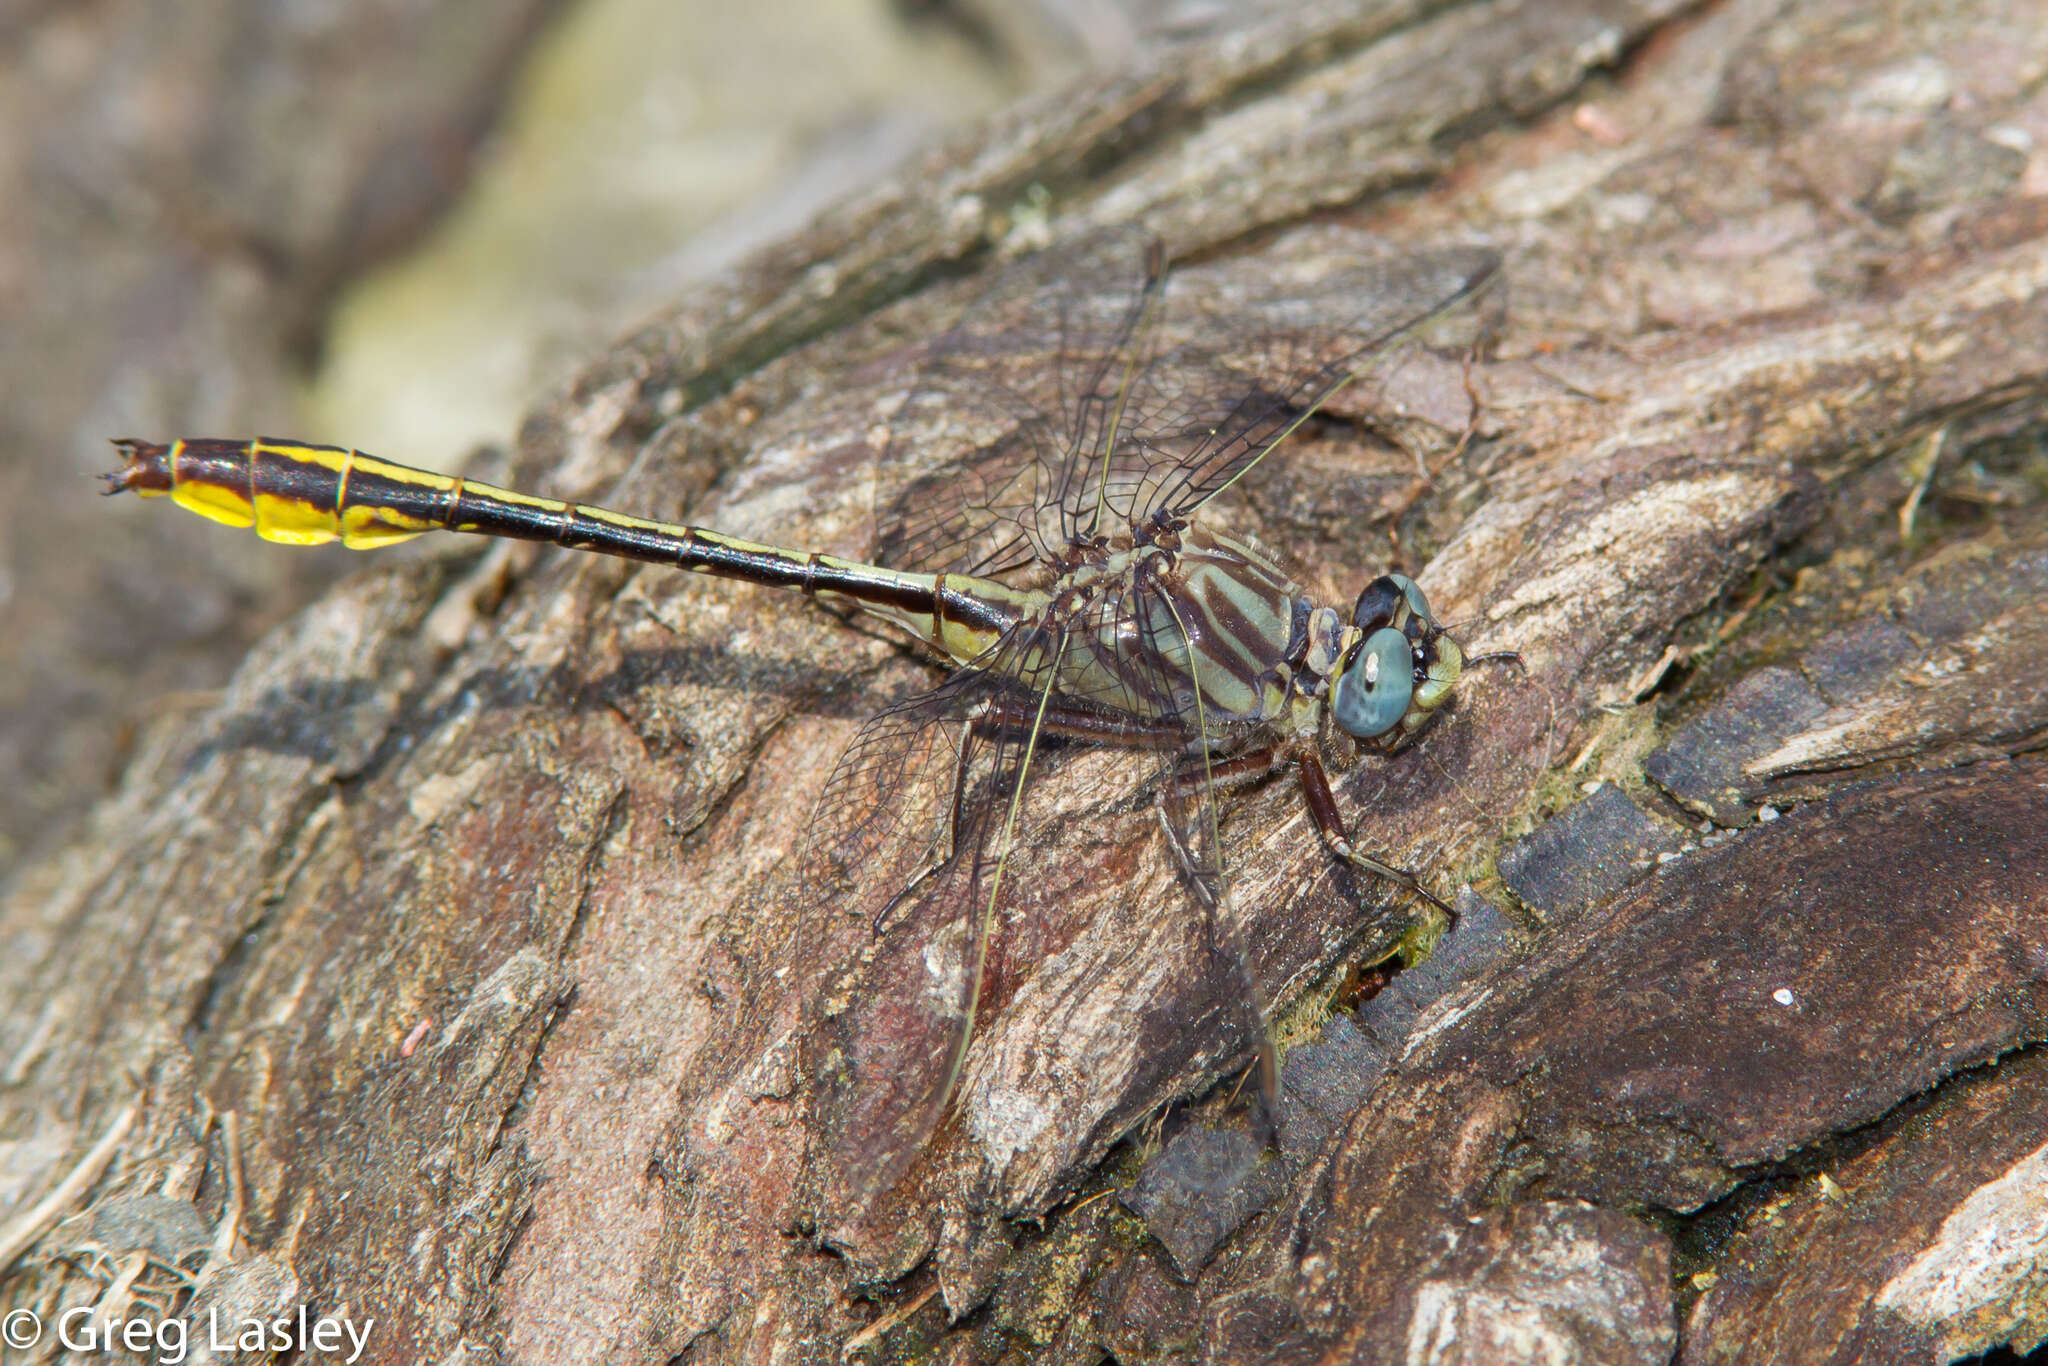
[1164,746,1286,803]
[1296,751,1455,925]
[869,696,1196,937]
[1154,792,1281,1134]
[969,694,1196,750]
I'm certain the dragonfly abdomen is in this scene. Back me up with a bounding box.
[103,437,1025,653]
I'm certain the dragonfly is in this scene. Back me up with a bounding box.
[104,232,1502,1206]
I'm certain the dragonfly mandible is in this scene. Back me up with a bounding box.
[105,231,1502,1203]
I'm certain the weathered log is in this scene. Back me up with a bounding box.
[5,1,2047,1363]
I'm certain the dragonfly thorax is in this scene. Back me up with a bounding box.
[1021,523,1316,734]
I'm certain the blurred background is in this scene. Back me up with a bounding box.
[1,0,1204,880]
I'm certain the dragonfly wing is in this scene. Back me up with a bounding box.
[871,402,1065,578]
[1119,246,1501,526]
[1153,738,1283,1113]
[872,236,1497,579]
[789,630,1072,1208]
[872,232,1169,578]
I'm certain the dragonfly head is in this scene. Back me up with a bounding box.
[1330,573,1463,743]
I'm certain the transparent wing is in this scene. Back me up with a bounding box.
[873,231,1170,577]
[1111,246,1500,525]
[788,626,1080,1206]
[871,236,1499,577]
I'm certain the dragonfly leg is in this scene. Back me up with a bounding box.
[868,713,984,940]
[875,699,1195,938]
[1154,788,1281,1120]
[1296,751,1454,924]
[969,696,1194,750]
[1163,746,1284,803]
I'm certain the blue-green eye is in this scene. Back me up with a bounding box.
[1333,627,1414,738]
[1391,573,1432,625]
[1352,573,1435,631]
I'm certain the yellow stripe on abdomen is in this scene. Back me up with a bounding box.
[170,477,257,529]
[166,440,260,529]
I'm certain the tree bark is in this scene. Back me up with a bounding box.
[5,1,2047,1364]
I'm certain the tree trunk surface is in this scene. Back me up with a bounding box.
[6,1,2048,1364]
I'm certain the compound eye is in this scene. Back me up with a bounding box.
[1332,627,1415,738]
[1389,572,1432,625]
[1352,576,1402,630]
[1352,573,1435,631]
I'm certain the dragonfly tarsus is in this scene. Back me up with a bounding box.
[1298,750,1456,923]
